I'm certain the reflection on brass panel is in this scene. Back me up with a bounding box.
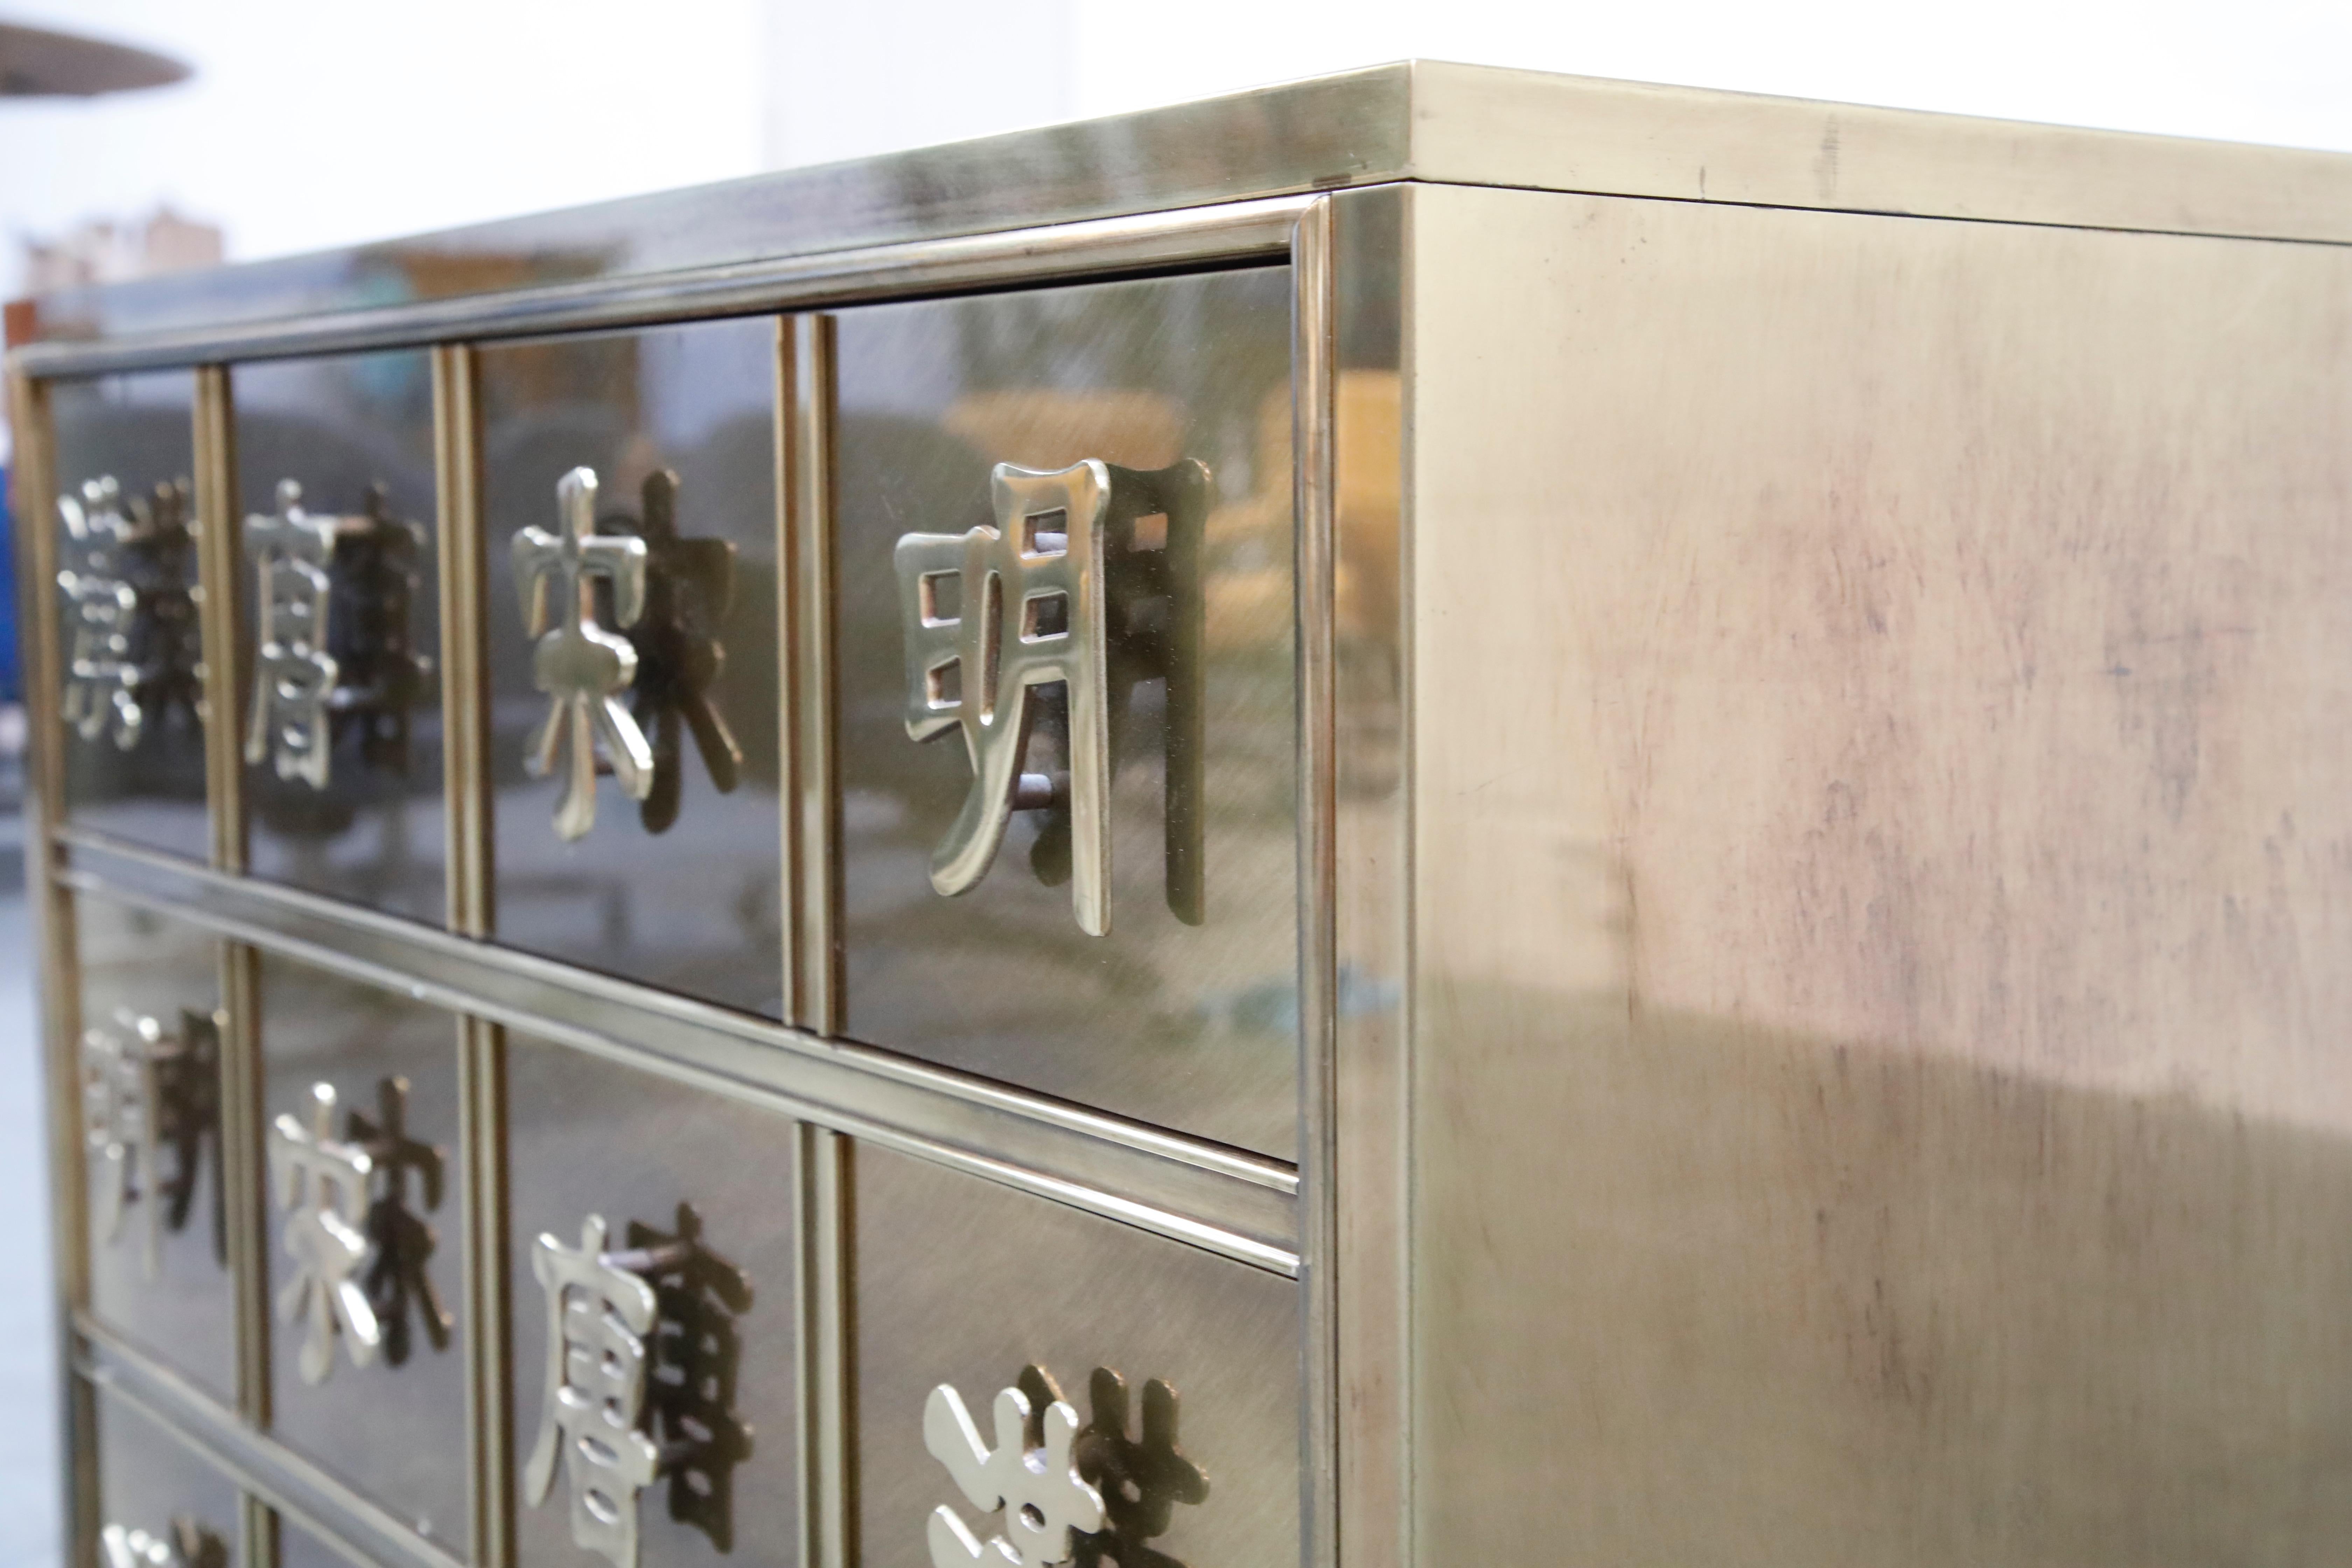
[1407,184,2352,1564]
[854,1145,1296,1568]
[505,1034,795,1568]
[51,372,209,861]
[834,267,1297,1157]
[93,1387,244,1565]
[77,894,232,1400]
[234,352,446,926]
[479,322,781,1016]
[256,954,466,1550]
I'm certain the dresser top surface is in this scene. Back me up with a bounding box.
[15,57,2352,357]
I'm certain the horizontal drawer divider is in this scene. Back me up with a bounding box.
[59,828,1301,1275]
[14,194,1312,378]
[77,1317,460,1568]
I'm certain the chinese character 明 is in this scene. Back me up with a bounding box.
[513,468,654,841]
[523,1215,668,1568]
[893,458,1208,936]
[924,1371,1105,1568]
[269,1083,381,1385]
[80,1008,220,1279]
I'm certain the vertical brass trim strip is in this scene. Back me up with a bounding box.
[12,367,100,1568]
[458,1015,511,1568]
[435,342,512,1568]
[780,314,841,1034]
[432,343,491,939]
[1329,185,1414,1568]
[191,364,245,875]
[1290,196,1340,1568]
[796,1124,853,1568]
[243,1493,279,1568]
[217,940,268,1427]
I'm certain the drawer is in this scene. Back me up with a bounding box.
[95,1385,246,1567]
[255,952,466,1549]
[77,891,233,1401]
[505,1033,797,1567]
[830,266,1300,1157]
[49,371,210,862]
[478,321,783,1015]
[853,1145,1299,1568]
[233,351,446,925]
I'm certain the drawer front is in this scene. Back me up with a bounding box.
[853,1145,1300,1568]
[78,892,234,1401]
[831,266,1301,1157]
[479,321,783,1015]
[506,1033,798,1568]
[256,952,467,1549]
[96,1388,247,1566]
[50,371,210,862]
[233,351,446,925]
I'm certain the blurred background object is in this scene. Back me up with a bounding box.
[0,16,182,96]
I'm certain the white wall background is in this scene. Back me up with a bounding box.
[1,0,2350,292]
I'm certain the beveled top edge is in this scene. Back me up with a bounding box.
[16,57,2352,355]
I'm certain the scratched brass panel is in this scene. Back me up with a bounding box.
[504,1032,797,1568]
[832,267,1298,1157]
[255,952,465,1551]
[50,371,209,861]
[1406,183,2352,1564]
[852,1143,1298,1568]
[76,891,232,1402]
[94,1386,246,1561]
[478,321,781,1015]
[233,351,446,925]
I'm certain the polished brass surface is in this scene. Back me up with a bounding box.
[504,1035,793,1568]
[82,1331,461,1568]
[1322,186,1407,1568]
[478,321,782,1016]
[24,61,2352,368]
[59,834,1299,1269]
[853,1146,1299,1568]
[778,314,838,1032]
[431,345,490,940]
[234,352,443,924]
[50,371,209,861]
[255,954,465,1548]
[76,892,234,1400]
[834,266,1298,1158]
[193,365,246,878]
[94,1386,243,1567]
[1403,181,2352,1562]
[793,1125,850,1568]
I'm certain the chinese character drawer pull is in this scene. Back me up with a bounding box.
[524,1208,755,1568]
[513,468,742,842]
[243,480,428,790]
[894,459,1207,937]
[80,1006,222,1279]
[57,475,204,752]
[101,1517,227,1568]
[267,1077,451,1386]
[925,1363,1207,1568]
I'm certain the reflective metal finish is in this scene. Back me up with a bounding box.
[76,893,234,1398]
[49,372,208,860]
[255,953,466,1549]
[1402,181,2352,1562]
[26,61,2352,370]
[835,266,1298,1158]
[62,834,1299,1269]
[479,322,782,1016]
[94,1386,243,1567]
[234,350,444,925]
[504,1034,792,1568]
[855,1146,1299,1568]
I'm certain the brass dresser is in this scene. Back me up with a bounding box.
[15,60,2352,1568]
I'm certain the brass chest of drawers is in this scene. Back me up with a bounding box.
[16,61,2352,1568]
